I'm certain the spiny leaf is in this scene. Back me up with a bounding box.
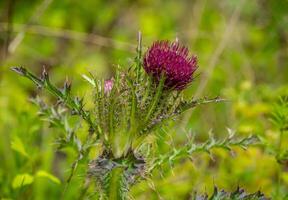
[175,97,226,114]
[11,67,95,132]
[148,131,260,172]
[192,186,269,200]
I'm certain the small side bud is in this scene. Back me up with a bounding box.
[63,77,72,95]
[74,97,84,110]
[42,66,49,81]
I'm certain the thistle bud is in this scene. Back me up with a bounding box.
[42,66,49,81]
[104,79,114,94]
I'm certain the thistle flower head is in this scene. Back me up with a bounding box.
[143,40,197,90]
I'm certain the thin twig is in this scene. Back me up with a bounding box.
[1,23,137,52]
[187,0,207,47]
[2,0,15,59]
[194,0,246,98]
[182,0,246,127]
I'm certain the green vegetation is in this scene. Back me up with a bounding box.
[0,0,288,199]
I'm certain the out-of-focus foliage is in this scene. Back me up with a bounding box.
[0,0,288,199]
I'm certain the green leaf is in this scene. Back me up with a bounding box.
[82,74,96,87]
[11,136,29,158]
[36,170,61,184]
[12,173,34,189]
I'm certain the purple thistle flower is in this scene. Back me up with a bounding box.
[143,40,197,90]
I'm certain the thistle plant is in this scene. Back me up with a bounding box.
[12,35,264,199]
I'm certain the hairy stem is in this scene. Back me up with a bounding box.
[144,75,165,123]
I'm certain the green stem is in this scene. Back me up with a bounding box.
[144,76,165,123]
[136,31,142,83]
[127,78,137,137]
[278,129,284,153]
[108,168,126,200]
[276,129,284,197]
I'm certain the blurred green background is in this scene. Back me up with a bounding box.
[0,0,288,199]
